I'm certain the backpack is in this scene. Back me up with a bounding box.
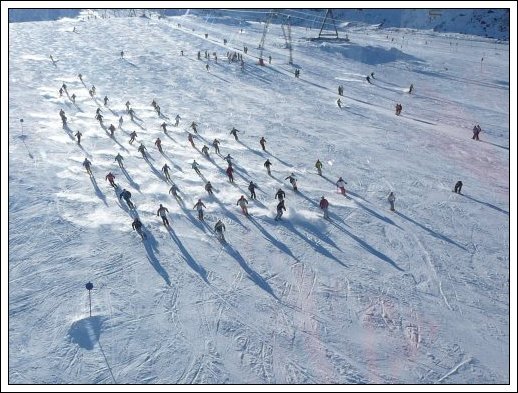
[126,191,132,199]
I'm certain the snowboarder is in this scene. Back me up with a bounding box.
[264,159,272,175]
[230,127,240,141]
[212,138,221,154]
[337,98,343,108]
[105,172,116,187]
[248,181,258,199]
[161,122,168,133]
[315,159,323,176]
[104,96,109,106]
[336,177,347,196]
[201,145,210,157]
[132,217,145,239]
[275,199,286,221]
[226,165,234,183]
[275,188,286,201]
[453,181,463,194]
[115,153,124,168]
[259,137,266,151]
[285,173,298,191]
[138,143,147,158]
[319,196,330,219]
[193,199,207,220]
[129,130,137,144]
[188,133,195,148]
[388,191,396,211]
[155,137,163,153]
[118,116,123,128]
[472,125,481,141]
[192,160,201,175]
[162,163,171,180]
[190,121,198,133]
[237,195,249,215]
[119,188,134,209]
[75,131,82,144]
[214,219,226,241]
[157,204,170,226]
[169,183,180,198]
[205,181,214,195]
[108,124,116,137]
[174,114,181,127]
[83,158,92,175]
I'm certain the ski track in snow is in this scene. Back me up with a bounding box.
[7,12,509,384]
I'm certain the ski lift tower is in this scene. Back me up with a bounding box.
[280,16,294,65]
[258,10,275,65]
[318,9,339,39]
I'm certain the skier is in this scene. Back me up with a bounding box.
[259,137,266,151]
[95,107,102,117]
[275,188,286,201]
[206,64,210,72]
[151,99,157,108]
[59,87,64,97]
[174,114,181,127]
[370,72,375,79]
[88,89,94,98]
[128,108,135,121]
[224,154,233,166]
[132,217,145,239]
[169,183,180,198]
[78,73,83,82]
[161,122,168,133]
[295,69,300,78]
[105,172,116,187]
[129,130,137,144]
[226,165,234,183]
[205,181,214,195]
[336,177,347,196]
[62,82,67,92]
[268,55,272,64]
[157,204,170,227]
[285,173,298,191]
[237,195,249,215]
[75,130,82,144]
[338,85,343,96]
[275,199,286,221]
[453,181,463,194]
[337,98,343,108]
[192,160,201,175]
[201,145,210,157]
[96,113,103,123]
[395,103,402,116]
[155,104,161,116]
[264,159,272,175]
[214,219,226,241]
[138,143,147,158]
[319,196,330,219]
[193,199,207,220]
[315,159,323,176]
[472,125,481,141]
[104,96,109,106]
[366,75,372,84]
[91,85,96,95]
[119,188,134,209]
[108,124,116,137]
[125,100,131,112]
[59,109,67,127]
[114,153,124,168]
[190,121,198,133]
[155,137,163,153]
[118,116,123,128]
[409,84,414,94]
[230,127,240,141]
[162,163,171,180]
[212,138,221,154]
[388,191,396,211]
[120,50,124,59]
[83,157,92,175]
[188,133,195,148]
[248,181,258,199]
[71,93,76,103]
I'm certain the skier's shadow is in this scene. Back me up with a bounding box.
[144,158,166,181]
[269,152,291,168]
[221,242,278,300]
[62,124,77,142]
[162,152,183,172]
[212,195,249,230]
[353,198,403,230]
[131,118,146,130]
[297,191,320,209]
[142,230,171,286]
[461,194,509,216]
[89,174,108,206]
[248,216,298,261]
[120,167,141,193]
[281,220,346,268]
[167,226,208,283]
[109,134,129,153]
[163,132,178,144]
[237,140,265,159]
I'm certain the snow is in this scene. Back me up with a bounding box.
[4,7,514,389]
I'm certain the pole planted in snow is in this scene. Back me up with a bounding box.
[85,281,93,317]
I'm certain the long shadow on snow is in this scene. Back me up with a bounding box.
[461,194,509,216]
[162,151,183,172]
[120,167,141,193]
[221,242,278,300]
[89,174,108,206]
[248,216,299,262]
[281,220,347,268]
[352,198,403,230]
[328,219,403,271]
[479,140,509,151]
[212,195,249,231]
[237,139,266,160]
[296,216,342,252]
[141,228,171,286]
[167,226,208,283]
[396,212,467,251]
